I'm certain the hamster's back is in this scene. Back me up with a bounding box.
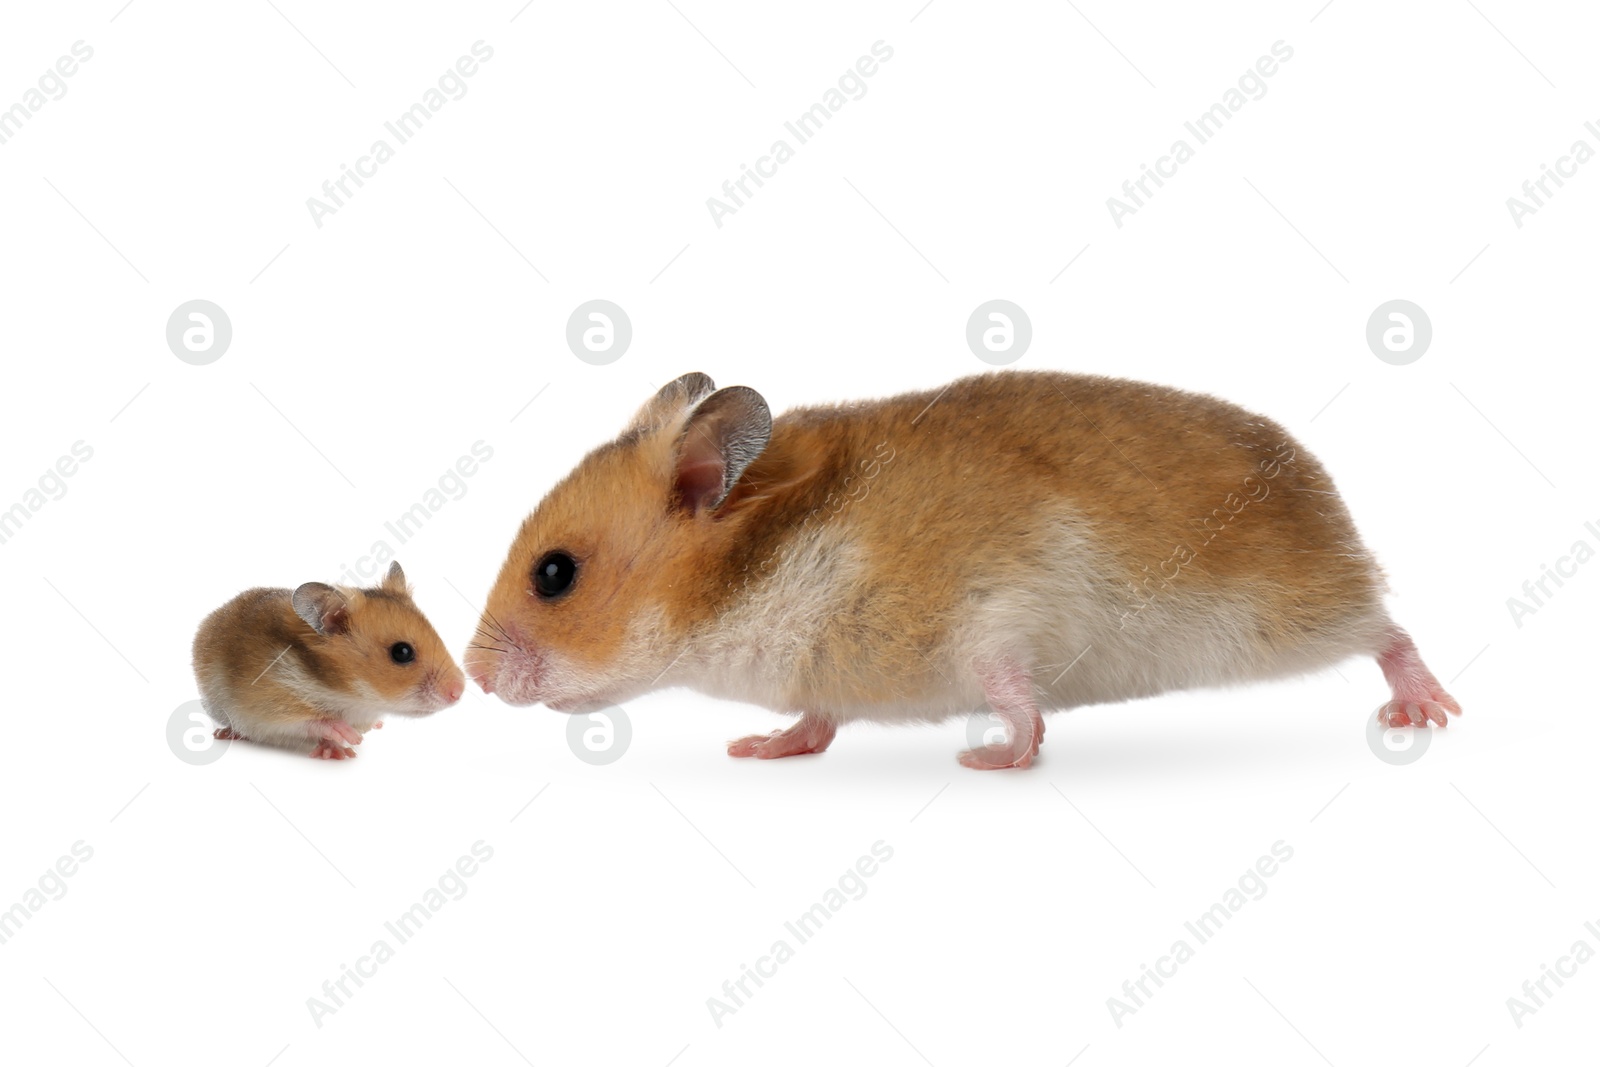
[738,371,1389,713]
[192,588,307,712]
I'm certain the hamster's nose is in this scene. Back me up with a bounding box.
[443,674,465,704]
[468,662,494,695]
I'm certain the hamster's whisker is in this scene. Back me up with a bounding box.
[470,624,509,647]
[467,643,507,655]
[474,622,510,646]
[477,609,513,642]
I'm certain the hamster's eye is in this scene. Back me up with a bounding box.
[533,551,577,598]
[389,642,415,664]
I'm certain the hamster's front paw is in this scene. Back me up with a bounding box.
[308,719,363,760]
[727,714,836,759]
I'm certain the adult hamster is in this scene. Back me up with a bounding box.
[466,372,1458,768]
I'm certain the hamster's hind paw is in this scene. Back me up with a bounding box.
[310,739,357,760]
[1375,628,1463,728]
[957,746,1035,770]
[960,659,1045,770]
[1376,695,1460,728]
[958,713,1043,770]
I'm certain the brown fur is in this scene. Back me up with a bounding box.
[194,563,462,746]
[470,370,1391,717]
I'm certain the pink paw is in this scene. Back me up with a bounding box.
[316,719,362,745]
[727,716,836,759]
[213,727,245,741]
[1375,629,1464,728]
[960,658,1045,770]
[958,715,1043,770]
[1377,693,1461,728]
[308,719,362,759]
[958,745,1035,770]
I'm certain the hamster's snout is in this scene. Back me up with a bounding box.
[469,659,495,695]
[465,632,545,707]
[421,666,467,711]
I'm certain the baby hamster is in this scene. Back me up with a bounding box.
[194,561,465,759]
[464,371,1461,769]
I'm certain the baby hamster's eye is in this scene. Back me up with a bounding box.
[390,642,415,664]
[533,551,577,598]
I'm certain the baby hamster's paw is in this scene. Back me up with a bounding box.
[308,720,363,760]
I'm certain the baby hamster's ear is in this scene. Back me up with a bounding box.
[673,385,771,512]
[382,560,408,594]
[292,582,352,636]
[626,372,718,436]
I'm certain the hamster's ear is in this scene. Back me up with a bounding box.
[381,560,407,594]
[626,372,717,436]
[293,583,351,636]
[673,385,771,512]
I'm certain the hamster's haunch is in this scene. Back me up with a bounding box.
[194,561,465,760]
[466,371,1460,769]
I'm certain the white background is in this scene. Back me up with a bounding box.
[0,1,1595,1064]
